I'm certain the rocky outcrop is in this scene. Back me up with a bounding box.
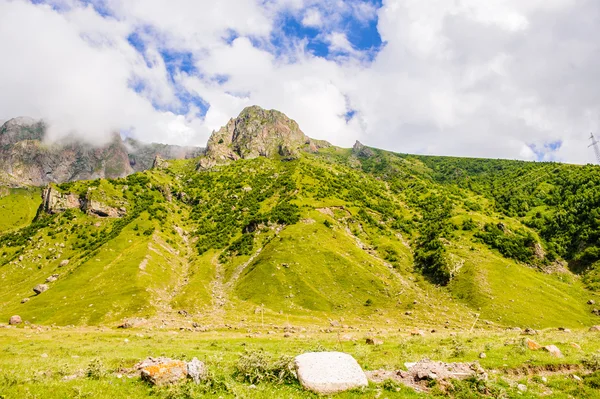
[199,106,329,169]
[41,184,124,217]
[81,197,125,218]
[152,155,168,169]
[41,185,81,214]
[352,141,375,158]
[0,118,203,187]
[294,352,368,395]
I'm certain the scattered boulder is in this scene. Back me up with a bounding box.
[570,343,582,350]
[522,328,538,335]
[138,357,188,386]
[294,352,368,395]
[526,338,542,350]
[588,300,596,305]
[9,315,22,325]
[45,274,59,283]
[365,337,383,346]
[517,383,528,392]
[118,321,133,329]
[410,329,424,337]
[479,353,487,359]
[592,309,600,316]
[543,345,563,358]
[589,325,600,332]
[367,360,487,391]
[33,284,48,295]
[186,357,207,384]
[21,298,29,304]
[59,260,69,267]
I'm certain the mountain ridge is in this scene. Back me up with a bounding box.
[0,106,599,330]
[0,117,204,187]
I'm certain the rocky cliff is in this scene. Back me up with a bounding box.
[0,118,204,187]
[199,106,329,169]
[41,184,125,217]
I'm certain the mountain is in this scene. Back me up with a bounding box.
[0,118,204,186]
[0,106,599,330]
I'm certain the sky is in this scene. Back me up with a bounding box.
[0,0,599,163]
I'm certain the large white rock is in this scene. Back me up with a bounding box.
[294,352,368,394]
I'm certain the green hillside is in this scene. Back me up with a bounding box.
[1,141,598,329]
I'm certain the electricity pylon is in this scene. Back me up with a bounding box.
[589,133,600,164]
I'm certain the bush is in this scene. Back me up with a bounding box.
[270,202,300,225]
[234,351,296,385]
[475,223,535,263]
[86,359,106,380]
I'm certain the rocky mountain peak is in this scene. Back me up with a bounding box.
[200,106,314,169]
[352,140,375,158]
[0,117,45,146]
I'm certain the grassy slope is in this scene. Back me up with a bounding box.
[0,187,40,233]
[0,151,598,329]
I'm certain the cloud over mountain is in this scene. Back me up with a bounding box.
[0,0,599,162]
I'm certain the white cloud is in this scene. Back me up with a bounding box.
[0,0,599,163]
[301,8,322,27]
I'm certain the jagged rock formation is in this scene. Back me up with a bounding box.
[125,138,204,172]
[152,155,168,170]
[0,118,203,187]
[41,185,80,214]
[352,141,375,158]
[199,106,329,169]
[41,184,124,217]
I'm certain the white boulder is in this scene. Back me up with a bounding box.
[294,352,368,395]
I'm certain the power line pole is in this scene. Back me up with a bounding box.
[589,133,600,164]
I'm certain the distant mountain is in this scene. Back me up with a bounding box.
[0,106,599,330]
[0,118,204,186]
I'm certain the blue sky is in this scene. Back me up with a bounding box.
[1,0,599,163]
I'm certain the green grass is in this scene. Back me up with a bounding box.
[0,187,40,233]
[1,327,600,398]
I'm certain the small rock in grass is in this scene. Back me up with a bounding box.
[588,300,596,305]
[570,343,581,350]
[517,384,527,392]
[526,338,542,350]
[542,345,563,358]
[33,284,48,295]
[521,328,537,335]
[59,260,69,267]
[479,352,487,359]
[186,357,207,384]
[365,337,383,346]
[590,325,600,332]
[139,358,188,386]
[573,375,582,381]
[9,315,22,325]
[21,298,29,304]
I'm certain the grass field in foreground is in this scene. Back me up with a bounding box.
[1,327,600,398]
